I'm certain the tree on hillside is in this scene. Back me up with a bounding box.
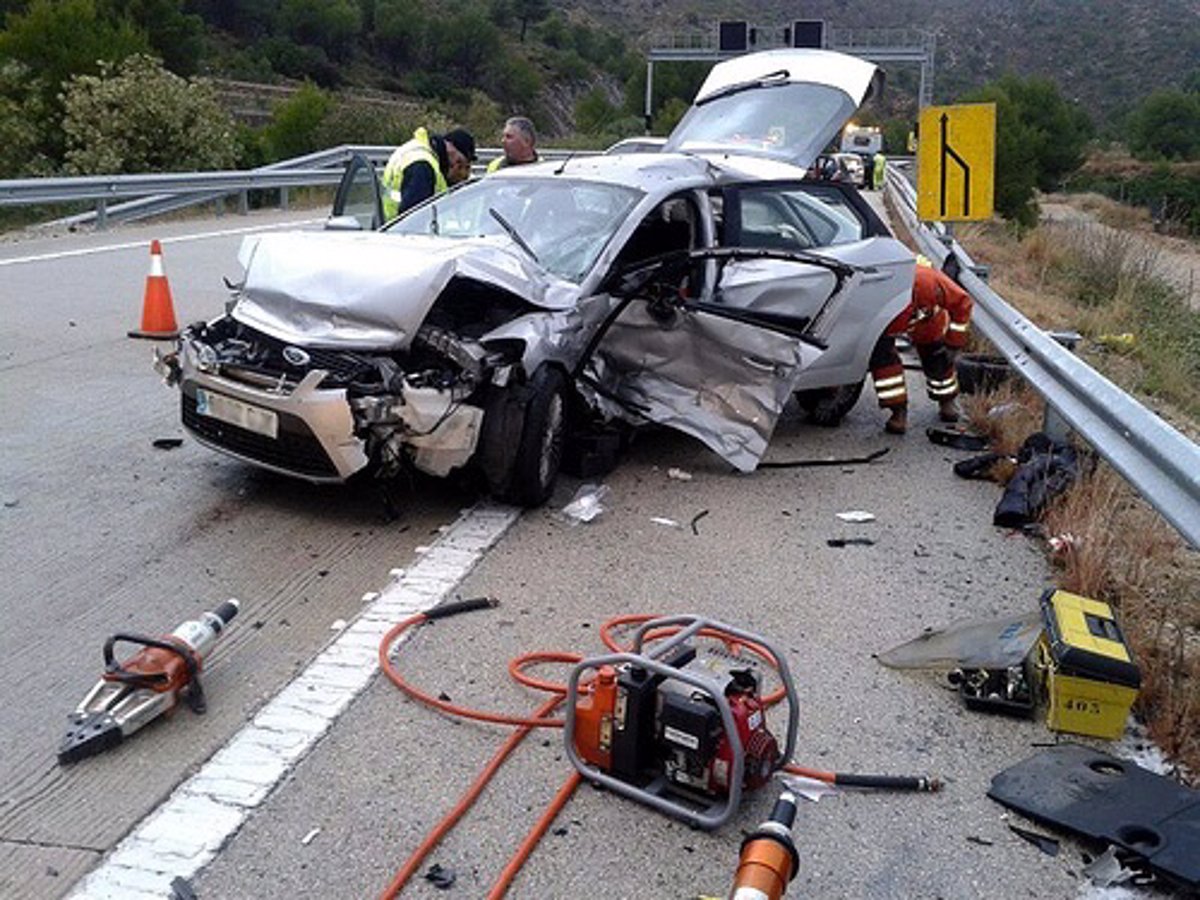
[99,0,205,74]
[425,6,500,88]
[510,0,547,42]
[0,62,52,177]
[0,0,149,165]
[1127,90,1200,161]
[61,54,237,174]
[373,0,424,73]
[278,0,362,62]
[961,75,1090,229]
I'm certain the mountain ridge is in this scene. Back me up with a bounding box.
[564,0,1200,131]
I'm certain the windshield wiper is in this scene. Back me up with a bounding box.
[696,69,790,106]
[488,207,538,263]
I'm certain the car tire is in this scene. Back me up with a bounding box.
[795,380,865,427]
[499,365,568,508]
[956,353,1011,395]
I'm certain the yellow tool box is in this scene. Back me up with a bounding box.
[1037,589,1140,740]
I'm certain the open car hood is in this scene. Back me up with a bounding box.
[231,231,559,350]
[664,49,882,170]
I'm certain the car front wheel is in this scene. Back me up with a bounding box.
[499,365,567,507]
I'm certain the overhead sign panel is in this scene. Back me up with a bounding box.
[792,20,824,48]
[917,103,996,222]
[718,21,749,52]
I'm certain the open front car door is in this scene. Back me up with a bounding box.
[577,250,842,472]
[327,152,384,231]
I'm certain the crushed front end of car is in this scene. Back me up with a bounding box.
[156,230,566,497]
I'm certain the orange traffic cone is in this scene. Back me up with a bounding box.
[128,239,179,339]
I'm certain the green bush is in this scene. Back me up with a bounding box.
[61,54,237,174]
[1069,168,1200,236]
[1127,91,1200,161]
[261,82,332,161]
[0,0,150,164]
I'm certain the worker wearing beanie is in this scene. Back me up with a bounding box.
[869,257,974,434]
[381,126,477,219]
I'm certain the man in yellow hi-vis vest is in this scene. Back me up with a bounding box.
[486,117,539,173]
[381,127,476,219]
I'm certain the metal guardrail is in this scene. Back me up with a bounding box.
[885,163,1200,548]
[0,144,594,229]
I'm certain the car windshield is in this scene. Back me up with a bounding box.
[665,82,856,168]
[387,177,644,283]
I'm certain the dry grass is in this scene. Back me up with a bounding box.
[966,217,1200,424]
[1067,192,1153,231]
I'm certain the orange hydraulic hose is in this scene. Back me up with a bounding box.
[486,770,584,900]
[377,691,565,900]
[378,614,575,728]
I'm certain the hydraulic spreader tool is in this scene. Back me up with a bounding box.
[565,615,798,829]
[730,790,801,900]
[58,600,241,764]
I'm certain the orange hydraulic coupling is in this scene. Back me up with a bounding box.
[730,790,800,900]
[572,664,617,771]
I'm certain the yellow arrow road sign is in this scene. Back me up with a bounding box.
[917,103,996,222]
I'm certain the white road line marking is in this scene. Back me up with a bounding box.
[0,219,323,268]
[67,503,520,900]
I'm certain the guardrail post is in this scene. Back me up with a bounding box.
[280,187,289,211]
[238,190,248,215]
[96,199,107,231]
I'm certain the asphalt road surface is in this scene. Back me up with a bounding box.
[0,202,1150,899]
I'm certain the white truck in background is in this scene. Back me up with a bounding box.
[840,123,883,158]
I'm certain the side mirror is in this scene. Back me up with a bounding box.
[324,214,365,232]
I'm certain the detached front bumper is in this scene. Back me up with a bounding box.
[179,361,368,484]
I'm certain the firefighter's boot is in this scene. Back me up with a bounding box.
[938,398,961,423]
[885,406,908,435]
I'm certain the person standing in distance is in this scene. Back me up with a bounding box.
[381,126,476,218]
[487,117,539,172]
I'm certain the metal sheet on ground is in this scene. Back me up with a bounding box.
[196,401,1083,899]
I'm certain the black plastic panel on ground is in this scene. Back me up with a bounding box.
[181,390,339,479]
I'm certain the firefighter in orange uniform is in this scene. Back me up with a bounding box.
[870,259,973,434]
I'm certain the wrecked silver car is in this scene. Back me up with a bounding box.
[157,49,915,506]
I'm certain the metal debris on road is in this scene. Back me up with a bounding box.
[650,516,682,529]
[827,537,876,548]
[690,509,710,535]
[667,467,693,481]
[424,863,456,889]
[1008,823,1060,856]
[301,827,321,846]
[836,510,876,523]
[760,447,889,469]
[152,438,184,450]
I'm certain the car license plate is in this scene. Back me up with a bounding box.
[195,388,278,439]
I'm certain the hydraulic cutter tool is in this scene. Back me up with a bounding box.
[58,599,240,764]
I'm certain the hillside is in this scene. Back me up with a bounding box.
[565,0,1200,132]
